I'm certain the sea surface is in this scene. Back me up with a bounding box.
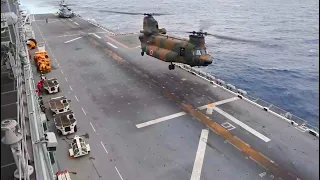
[21,0,319,128]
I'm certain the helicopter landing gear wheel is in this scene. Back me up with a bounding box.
[141,51,144,56]
[168,63,175,70]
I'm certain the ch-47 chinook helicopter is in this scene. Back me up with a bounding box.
[101,10,262,70]
[138,14,214,70]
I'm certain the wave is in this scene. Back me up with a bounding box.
[259,67,293,72]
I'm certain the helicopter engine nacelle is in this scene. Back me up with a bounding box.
[138,33,144,41]
[159,28,167,34]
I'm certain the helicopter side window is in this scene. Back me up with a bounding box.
[180,47,185,56]
[195,50,201,56]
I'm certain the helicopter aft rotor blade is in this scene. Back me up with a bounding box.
[169,30,262,44]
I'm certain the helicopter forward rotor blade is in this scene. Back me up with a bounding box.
[54,4,76,6]
[98,10,168,16]
[62,3,77,6]
[99,10,142,15]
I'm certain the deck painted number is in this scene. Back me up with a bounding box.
[259,172,266,177]
[221,122,236,131]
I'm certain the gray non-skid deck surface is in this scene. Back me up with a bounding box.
[31,14,319,180]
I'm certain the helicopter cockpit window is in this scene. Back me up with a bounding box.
[194,49,207,56]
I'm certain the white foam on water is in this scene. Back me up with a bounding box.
[20,0,57,14]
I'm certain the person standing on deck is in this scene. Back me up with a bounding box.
[37,79,44,94]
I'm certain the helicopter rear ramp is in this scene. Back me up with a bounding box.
[31,14,319,180]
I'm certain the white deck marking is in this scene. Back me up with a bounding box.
[89,122,96,132]
[198,96,239,110]
[68,18,73,22]
[213,106,271,142]
[95,31,112,34]
[90,33,101,39]
[57,63,60,67]
[136,112,187,128]
[81,107,87,115]
[74,95,79,102]
[69,86,73,91]
[190,129,209,180]
[1,162,15,169]
[215,96,240,105]
[136,97,239,128]
[100,141,108,154]
[1,102,17,107]
[259,172,267,177]
[60,70,64,74]
[107,42,118,49]
[73,22,79,25]
[65,77,68,82]
[1,90,17,95]
[58,34,80,38]
[115,166,124,180]
[221,122,236,131]
[48,20,59,24]
[64,37,82,44]
[101,27,113,34]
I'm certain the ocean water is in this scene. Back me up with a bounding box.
[21,0,319,127]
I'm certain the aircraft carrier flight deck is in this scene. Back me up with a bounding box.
[24,13,319,180]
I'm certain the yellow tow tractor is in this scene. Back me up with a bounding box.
[33,42,52,74]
